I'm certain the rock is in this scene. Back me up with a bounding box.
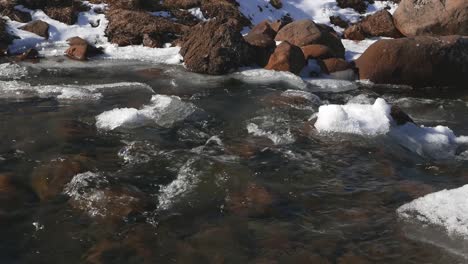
[180,19,253,75]
[343,24,366,40]
[227,183,273,217]
[390,105,414,125]
[270,0,282,9]
[0,173,36,211]
[90,0,156,10]
[329,15,349,28]
[200,0,250,30]
[275,19,345,58]
[320,58,352,74]
[265,41,306,75]
[1,8,32,23]
[44,6,78,25]
[393,0,468,37]
[346,10,403,39]
[20,20,49,39]
[0,18,12,56]
[16,48,39,61]
[105,8,187,46]
[142,33,162,48]
[162,0,200,9]
[355,35,468,87]
[336,0,368,13]
[65,37,103,60]
[244,20,277,67]
[30,155,93,201]
[301,44,335,60]
[270,19,288,33]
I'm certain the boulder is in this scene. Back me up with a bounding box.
[105,8,187,46]
[329,15,349,28]
[355,35,468,87]
[345,10,402,40]
[336,0,368,13]
[44,6,79,25]
[65,37,103,60]
[320,58,352,74]
[200,0,250,30]
[265,41,306,75]
[343,24,366,40]
[275,19,345,58]
[393,0,468,37]
[142,33,162,48]
[244,20,277,67]
[301,44,335,60]
[180,19,253,75]
[269,19,288,33]
[20,20,49,39]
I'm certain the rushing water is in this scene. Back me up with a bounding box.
[0,59,468,264]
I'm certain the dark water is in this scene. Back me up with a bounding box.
[0,59,468,264]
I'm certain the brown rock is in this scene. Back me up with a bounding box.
[359,10,403,38]
[275,19,345,58]
[1,8,32,23]
[393,0,468,37]
[390,105,414,125]
[227,183,273,217]
[336,0,367,13]
[105,8,187,46]
[44,6,78,25]
[0,173,35,211]
[65,37,103,60]
[30,155,93,201]
[20,20,49,39]
[320,58,351,74]
[180,19,253,75]
[344,24,366,40]
[200,0,250,30]
[162,0,200,9]
[330,15,349,28]
[244,20,277,67]
[355,35,468,87]
[265,41,306,75]
[301,44,334,60]
[270,19,288,33]
[16,48,39,61]
[142,33,162,48]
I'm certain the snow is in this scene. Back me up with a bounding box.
[397,185,468,237]
[187,7,208,21]
[95,94,197,130]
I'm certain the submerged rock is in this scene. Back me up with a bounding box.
[275,19,345,59]
[180,19,252,75]
[355,35,468,87]
[393,0,468,37]
[226,183,274,217]
[265,41,305,75]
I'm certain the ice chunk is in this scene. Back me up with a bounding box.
[398,185,468,237]
[314,98,392,136]
[247,122,295,145]
[234,69,309,90]
[95,94,197,130]
[307,78,358,92]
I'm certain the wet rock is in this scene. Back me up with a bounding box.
[393,0,468,37]
[1,8,32,23]
[180,19,253,75]
[105,8,187,46]
[20,20,49,39]
[390,105,413,125]
[226,183,273,217]
[345,10,402,40]
[56,119,97,141]
[329,15,349,28]
[265,41,306,75]
[65,37,103,61]
[30,155,93,201]
[336,0,367,13]
[16,48,39,62]
[244,20,277,67]
[343,24,366,40]
[0,173,35,211]
[301,44,335,60]
[355,35,468,87]
[200,0,250,30]
[319,58,352,74]
[225,137,273,159]
[275,19,345,58]
[269,0,282,9]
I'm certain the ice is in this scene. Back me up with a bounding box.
[234,68,309,90]
[95,94,198,130]
[247,122,295,145]
[397,185,468,237]
[281,89,321,105]
[0,63,28,80]
[314,98,392,136]
[306,78,358,92]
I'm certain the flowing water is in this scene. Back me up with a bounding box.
[1,59,468,263]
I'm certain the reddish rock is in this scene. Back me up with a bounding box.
[344,24,366,40]
[180,19,253,75]
[301,44,334,60]
[244,20,277,67]
[393,0,468,37]
[270,19,288,33]
[355,35,468,87]
[20,20,49,39]
[359,10,403,38]
[320,58,352,74]
[265,41,306,75]
[227,183,274,217]
[275,19,345,58]
[65,37,103,60]
[105,8,187,46]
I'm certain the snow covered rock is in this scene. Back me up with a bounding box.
[265,41,305,75]
[180,19,252,75]
[355,35,468,87]
[393,0,468,37]
[275,19,345,58]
